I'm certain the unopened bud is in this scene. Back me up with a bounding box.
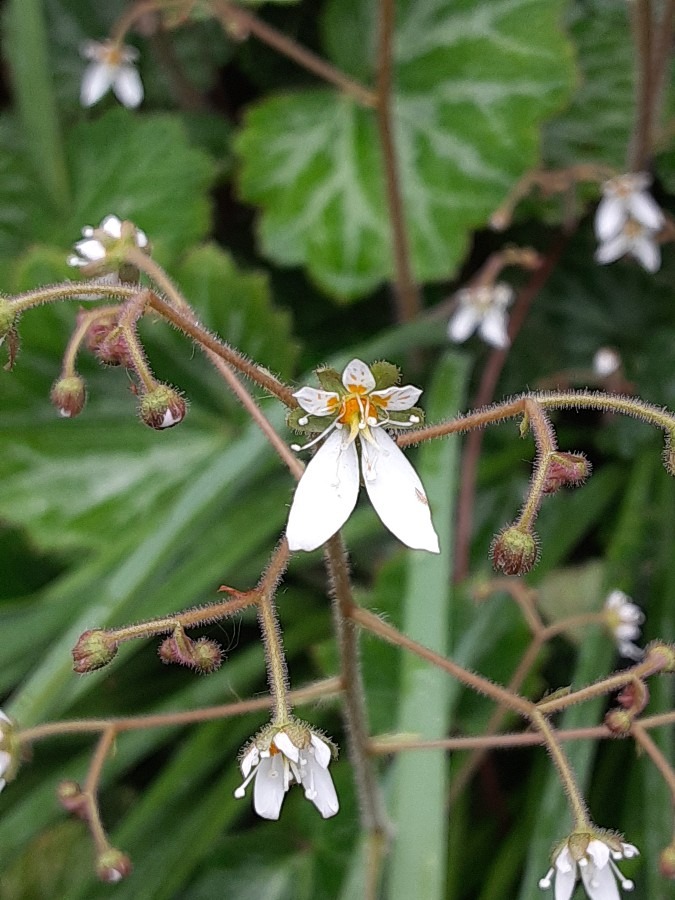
[542,452,591,494]
[72,629,118,673]
[50,375,87,418]
[85,319,134,368]
[57,780,88,818]
[96,848,132,883]
[138,385,186,430]
[190,638,223,673]
[645,641,675,673]
[490,526,539,576]
[659,843,675,879]
[604,708,633,735]
[617,680,649,713]
[159,630,223,673]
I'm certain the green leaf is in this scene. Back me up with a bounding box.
[0,109,215,260]
[236,0,574,299]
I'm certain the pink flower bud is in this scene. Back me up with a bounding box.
[138,385,187,430]
[96,848,132,883]
[190,638,224,673]
[85,318,134,368]
[72,629,118,673]
[604,708,633,735]
[50,375,87,418]
[57,780,88,819]
[490,526,539,576]
[542,452,591,494]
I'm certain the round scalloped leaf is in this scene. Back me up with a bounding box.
[235,0,574,300]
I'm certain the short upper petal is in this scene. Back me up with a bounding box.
[253,755,286,820]
[594,196,626,241]
[370,384,423,411]
[310,734,332,768]
[273,731,300,763]
[361,428,440,553]
[112,65,144,108]
[80,62,114,107]
[447,305,480,343]
[479,308,510,349]
[101,215,122,238]
[293,386,340,416]
[627,191,664,231]
[286,430,360,552]
[342,359,375,393]
[73,238,106,262]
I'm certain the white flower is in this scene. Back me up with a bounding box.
[447,283,513,349]
[234,727,339,820]
[68,215,148,269]
[595,219,661,273]
[539,836,639,900]
[80,40,144,108]
[595,173,664,243]
[0,710,14,791]
[286,359,439,553]
[594,173,664,273]
[604,590,645,660]
[593,348,621,377]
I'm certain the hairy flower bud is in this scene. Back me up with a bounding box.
[72,629,118,673]
[159,630,223,673]
[190,638,223,673]
[542,452,591,494]
[604,708,633,735]
[96,848,132,883]
[490,526,539,575]
[138,385,186,430]
[50,375,87,418]
[659,843,675,879]
[57,780,88,818]
[645,641,675,673]
[86,319,134,368]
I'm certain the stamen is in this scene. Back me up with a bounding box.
[233,766,258,798]
[290,419,338,452]
[298,416,309,426]
[538,869,553,889]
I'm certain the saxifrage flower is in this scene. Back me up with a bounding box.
[286,359,439,553]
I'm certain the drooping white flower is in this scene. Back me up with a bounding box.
[604,590,645,660]
[68,215,148,269]
[286,359,439,553]
[234,724,339,820]
[593,347,621,377]
[539,835,639,900]
[80,40,144,108]
[594,173,664,243]
[447,283,514,349]
[595,219,661,273]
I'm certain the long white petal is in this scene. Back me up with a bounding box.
[479,308,510,348]
[554,866,577,900]
[293,386,340,416]
[286,430,359,552]
[361,429,439,553]
[113,65,144,108]
[73,238,106,261]
[594,196,625,241]
[447,305,479,343]
[302,758,339,818]
[595,233,629,265]
[370,384,423,410]
[253,756,286,820]
[342,359,375,393]
[631,235,660,272]
[80,63,114,107]
[580,861,620,900]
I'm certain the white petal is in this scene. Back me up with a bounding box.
[615,623,640,640]
[370,384,423,410]
[447,305,480,343]
[605,590,627,610]
[293,386,340,416]
[342,359,375,393]
[286,430,359,552]
[361,429,440,553]
[136,228,149,248]
[595,233,629,265]
[112,65,144,108]
[74,238,106,262]
[595,197,626,241]
[253,755,286,820]
[587,841,611,870]
[240,746,259,778]
[631,235,660,272]
[555,847,575,875]
[620,843,639,859]
[0,778,5,792]
[310,734,332,768]
[273,731,300,763]
[301,757,339,818]
[0,750,11,778]
[618,640,643,660]
[479,308,510,348]
[580,860,620,900]
[627,191,664,231]
[101,215,122,238]
[554,866,577,900]
[80,63,114,107]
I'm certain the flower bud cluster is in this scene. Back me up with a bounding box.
[158,628,223,674]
